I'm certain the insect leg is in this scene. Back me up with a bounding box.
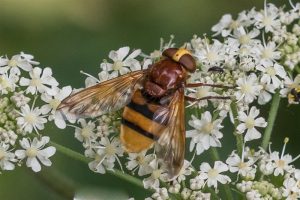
[186,82,236,89]
[185,95,231,102]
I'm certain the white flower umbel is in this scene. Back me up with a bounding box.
[20,67,59,95]
[198,161,231,189]
[187,112,223,155]
[100,47,141,78]
[15,137,56,172]
[237,106,267,141]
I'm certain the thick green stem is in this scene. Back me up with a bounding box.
[30,168,76,199]
[49,141,144,190]
[230,101,244,156]
[261,91,281,150]
[210,148,233,200]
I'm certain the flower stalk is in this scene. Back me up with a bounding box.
[49,141,145,190]
[261,91,281,150]
[230,101,244,156]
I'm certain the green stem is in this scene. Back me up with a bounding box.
[230,101,244,156]
[30,168,76,199]
[209,148,233,200]
[295,66,300,74]
[261,91,281,150]
[49,141,144,190]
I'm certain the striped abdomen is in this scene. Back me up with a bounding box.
[120,90,167,152]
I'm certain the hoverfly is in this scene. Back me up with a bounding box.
[58,48,232,179]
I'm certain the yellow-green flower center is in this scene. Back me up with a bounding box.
[245,117,255,129]
[239,35,251,45]
[7,59,18,68]
[26,147,38,157]
[112,61,123,71]
[105,144,116,156]
[208,169,218,178]
[202,122,214,134]
[49,99,61,110]
[25,113,37,124]
[266,67,276,77]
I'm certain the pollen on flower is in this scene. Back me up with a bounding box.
[24,113,37,124]
[26,147,38,157]
[207,168,218,178]
[202,122,214,134]
[245,117,255,129]
[112,61,123,71]
[265,66,276,76]
[7,59,18,68]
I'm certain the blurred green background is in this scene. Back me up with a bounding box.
[1,0,299,199]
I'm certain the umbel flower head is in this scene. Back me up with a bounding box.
[0,52,71,172]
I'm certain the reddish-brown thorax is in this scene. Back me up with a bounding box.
[144,58,187,98]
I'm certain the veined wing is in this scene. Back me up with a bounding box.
[58,70,146,118]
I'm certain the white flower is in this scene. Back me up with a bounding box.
[237,106,267,141]
[10,92,30,108]
[257,62,286,88]
[246,189,262,200]
[194,39,225,69]
[15,137,56,172]
[235,73,263,104]
[41,86,72,129]
[74,119,97,148]
[16,104,48,134]
[199,161,231,189]
[186,86,216,108]
[187,112,223,155]
[0,52,39,75]
[151,188,169,200]
[254,3,281,32]
[126,150,154,176]
[281,178,300,199]
[269,138,296,176]
[253,41,281,66]
[226,150,256,178]
[0,143,16,171]
[143,159,167,189]
[232,26,260,46]
[100,47,141,78]
[20,67,59,95]
[0,73,19,94]
[87,137,124,174]
[85,148,111,174]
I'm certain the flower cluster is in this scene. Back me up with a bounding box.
[0,52,70,172]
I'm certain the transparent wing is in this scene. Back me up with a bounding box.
[58,70,146,118]
[154,88,185,179]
